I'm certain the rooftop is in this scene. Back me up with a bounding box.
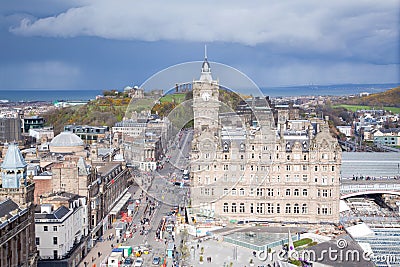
[1,143,27,169]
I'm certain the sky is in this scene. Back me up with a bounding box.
[0,0,399,90]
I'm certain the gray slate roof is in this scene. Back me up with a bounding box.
[1,143,27,169]
[35,205,70,220]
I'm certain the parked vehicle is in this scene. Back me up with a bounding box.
[134,257,144,267]
[152,256,161,265]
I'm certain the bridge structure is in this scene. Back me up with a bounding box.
[340,178,400,199]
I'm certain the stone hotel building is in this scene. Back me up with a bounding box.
[190,57,341,224]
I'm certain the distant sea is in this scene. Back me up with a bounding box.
[0,89,103,103]
[0,83,398,102]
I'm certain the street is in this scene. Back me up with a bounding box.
[83,129,193,266]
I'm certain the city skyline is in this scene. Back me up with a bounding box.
[0,1,399,91]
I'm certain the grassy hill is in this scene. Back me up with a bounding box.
[44,96,157,134]
[44,89,250,134]
[340,87,400,108]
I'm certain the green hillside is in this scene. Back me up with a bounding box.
[341,87,400,108]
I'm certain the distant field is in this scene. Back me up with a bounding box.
[159,93,186,103]
[335,104,400,114]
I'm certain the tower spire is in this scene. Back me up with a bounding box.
[204,44,207,59]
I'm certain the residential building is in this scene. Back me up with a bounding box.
[22,116,45,133]
[0,117,22,143]
[35,193,88,266]
[64,125,109,144]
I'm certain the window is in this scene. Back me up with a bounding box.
[249,188,254,196]
[317,189,321,197]
[314,166,318,171]
[53,226,57,231]
[287,155,290,160]
[250,203,254,213]
[239,188,245,196]
[240,165,245,171]
[331,166,335,171]
[285,189,291,196]
[267,203,274,214]
[322,189,328,197]
[53,237,58,245]
[44,226,48,232]
[302,204,308,214]
[267,188,274,197]
[223,165,229,171]
[223,188,228,195]
[252,145,255,150]
[285,175,290,182]
[240,155,244,160]
[256,188,264,196]
[302,175,308,182]
[223,203,228,213]
[231,188,237,196]
[35,237,40,245]
[322,165,328,171]
[231,203,237,213]
[53,250,58,259]
[303,155,307,160]
[294,189,299,196]
[286,165,291,171]
[293,204,300,214]
[256,203,264,214]
[302,189,308,196]
[322,207,328,215]
[239,203,245,213]
[224,154,228,160]
[302,165,307,171]
[285,204,291,213]
[251,153,255,159]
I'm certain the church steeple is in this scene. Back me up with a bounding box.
[1,143,27,188]
[200,45,213,82]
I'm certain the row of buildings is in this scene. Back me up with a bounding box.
[0,127,132,266]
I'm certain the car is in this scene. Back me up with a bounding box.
[152,256,161,265]
[134,257,143,267]
[123,258,132,266]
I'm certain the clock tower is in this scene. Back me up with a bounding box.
[192,53,220,136]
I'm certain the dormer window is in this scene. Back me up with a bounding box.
[223,141,229,152]
[240,143,245,152]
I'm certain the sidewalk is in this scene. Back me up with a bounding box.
[79,186,144,267]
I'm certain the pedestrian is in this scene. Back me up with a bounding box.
[98,251,101,258]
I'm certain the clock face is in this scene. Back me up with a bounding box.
[202,92,210,101]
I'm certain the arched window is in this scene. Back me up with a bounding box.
[302,204,308,214]
[294,204,300,214]
[223,203,228,213]
[285,204,291,213]
[239,188,245,196]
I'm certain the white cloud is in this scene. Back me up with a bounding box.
[9,0,399,55]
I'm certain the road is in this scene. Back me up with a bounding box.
[119,129,193,266]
